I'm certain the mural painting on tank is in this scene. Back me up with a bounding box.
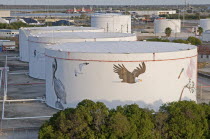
[113,62,146,84]
[52,58,67,109]
[179,58,196,101]
[74,62,89,77]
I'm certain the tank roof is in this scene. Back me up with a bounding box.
[20,26,103,31]
[30,32,136,39]
[46,41,196,54]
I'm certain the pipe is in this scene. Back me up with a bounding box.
[0,99,44,102]
[2,116,52,120]
[9,72,29,75]
[8,82,45,86]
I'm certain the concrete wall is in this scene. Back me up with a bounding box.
[198,54,210,62]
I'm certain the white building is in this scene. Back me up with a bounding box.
[0,10,10,17]
[0,29,19,37]
[28,32,137,79]
[154,19,181,34]
[19,26,105,62]
[91,14,131,33]
[45,41,197,110]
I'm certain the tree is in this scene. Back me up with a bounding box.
[107,112,131,139]
[172,39,189,44]
[165,27,172,37]
[187,36,202,45]
[39,100,109,139]
[197,27,203,36]
[158,101,208,138]
[115,104,155,138]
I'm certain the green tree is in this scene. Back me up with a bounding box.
[165,27,172,37]
[197,27,203,36]
[172,39,189,44]
[115,104,155,138]
[39,100,109,139]
[159,101,208,138]
[187,36,202,45]
[107,112,131,139]
[146,38,170,42]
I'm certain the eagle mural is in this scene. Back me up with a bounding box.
[113,62,146,84]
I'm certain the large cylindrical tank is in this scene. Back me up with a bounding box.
[45,41,197,110]
[29,32,137,79]
[202,30,210,42]
[200,19,210,32]
[19,26,105,62]
[91,14,131,33]
[154,19,181,33]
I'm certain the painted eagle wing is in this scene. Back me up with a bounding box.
[132,62,146,77]
[113,64,132,80]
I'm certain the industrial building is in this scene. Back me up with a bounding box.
[200,19,210,32]
[0,40,16,51]
[91,14,131,33]
[45,41,197,110]
[0,10,10,17]
[19,26,105,62]
[129,10,176,16]
[28,32,137,79]
[154,19,181,34]
[0,29,19,37]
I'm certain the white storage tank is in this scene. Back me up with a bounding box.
[45,41,197,110]
[200,19,210,32]
[29,32,137,79]
[91,14,131,33]
[19,26,104,62]
[154,19,181,33]
[202,30,210,42]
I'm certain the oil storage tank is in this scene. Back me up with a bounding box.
[19,26,104,62]
[154,19,181,34]
[91,14,131,33]
[200,19,210,32]
[28,32,137,79]
[45,41,197,110]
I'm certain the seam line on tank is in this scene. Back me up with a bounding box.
[44,54,197,62]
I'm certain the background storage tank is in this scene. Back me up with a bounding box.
[45,41,197,110]
[202,30,210,42]
[91,14,131,33]
[28,32,137,79]
[200,19,210,32]
[19,26,104,62]
[154,19,181,34]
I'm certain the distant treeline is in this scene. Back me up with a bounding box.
[147,36,202,45]
[0,22,43,30]
[160,13,210,20]
[39,100,210,139]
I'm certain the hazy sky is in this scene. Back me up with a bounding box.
[0,0,210,5]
